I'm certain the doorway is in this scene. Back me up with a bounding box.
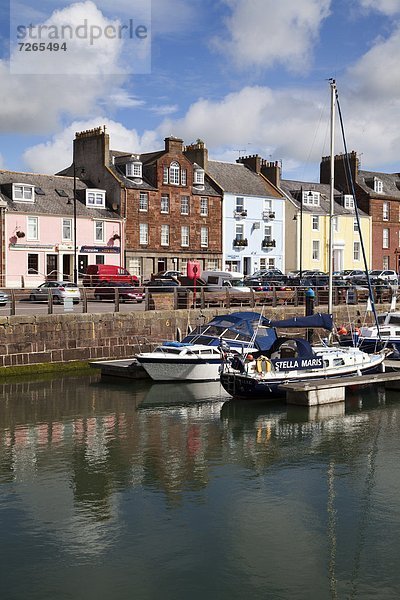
[62,255,72,281]
[243,256,252,276]
[46,254,58,280]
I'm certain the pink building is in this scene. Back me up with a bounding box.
[0,170,123,287]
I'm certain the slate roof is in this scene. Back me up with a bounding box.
[280,179,368,217]
[206,161,279,197]
[357,169,400,199]
[0,170,120,219]
[109,150,221,197]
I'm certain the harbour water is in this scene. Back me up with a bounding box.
[1,373,400,599]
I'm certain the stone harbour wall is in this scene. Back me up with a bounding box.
[0,304,384,371]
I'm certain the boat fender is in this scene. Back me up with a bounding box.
[338,325,348,335]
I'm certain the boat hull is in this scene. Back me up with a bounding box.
[137,356,222,381]
[220,355,385,400]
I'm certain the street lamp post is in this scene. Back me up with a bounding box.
[71,163,85,286]
[73,164,77,285]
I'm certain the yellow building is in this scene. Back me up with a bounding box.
[282,184,371,274]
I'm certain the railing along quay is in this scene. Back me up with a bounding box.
[0,284,396,316]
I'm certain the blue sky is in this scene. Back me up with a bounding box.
[1,0,400,182]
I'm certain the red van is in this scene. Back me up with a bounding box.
[82,265,139,287]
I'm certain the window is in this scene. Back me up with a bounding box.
[181,196,189,215]
[312,216,319,231]
[312,240,320,261]
[200,197,208,216]
[354,218,359,232]
[86,189,106,208]
[95,221,104,242]
[181,169,187,186]
[332,216,338,232]
[383,256,389,269]
[206,259,218,270]
[235,197,245,213]
[201,226,208,247]
[27,253,39,274]
[163,165,169,184]
[161,225,170,246]
[13,183,34,202]
[128,257,141,279]
[374,178,383,193]
[62,218,72,241]
[264,199,272,212]
[139,223,148,245]
[344,195,355,209]
[260,258,275,269]
[169,161,180,185]
[264,225,272,241]
[161,194,169,213]
[139,192,148,212]
[303,191,320,206]
[181,226,189,247]
[27,216,38,240]
[235,224,244,240]
[95,255,105,265]
[194,167,204,185]
[383,228,389,248]
[126,161,142,178]
[383,202,389,221]
[354,241,360,261]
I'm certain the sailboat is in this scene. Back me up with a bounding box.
[219,80,386,400]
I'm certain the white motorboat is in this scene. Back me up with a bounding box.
[220,329,386,399]
[136,342,229,382]
[355,311,400,357]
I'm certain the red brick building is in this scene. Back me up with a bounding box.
[59,128,223,281]
[320,151,400,271]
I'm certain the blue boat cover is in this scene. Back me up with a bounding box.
[269,313,333,331]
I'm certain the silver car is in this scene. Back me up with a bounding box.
[0,290,9,306]
[29,281,81,304]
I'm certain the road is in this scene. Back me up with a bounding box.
[0,298,146,317]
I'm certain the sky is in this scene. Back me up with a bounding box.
[1,0,400,182]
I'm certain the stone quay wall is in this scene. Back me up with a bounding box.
[0,303,383,371]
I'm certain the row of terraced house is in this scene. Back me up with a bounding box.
[0,125,399,287]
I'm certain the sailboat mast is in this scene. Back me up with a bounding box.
[328,79,336,316]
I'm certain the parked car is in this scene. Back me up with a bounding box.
[368,270,398,285]
[83,264,139,287]
[0,290,9,306]
[29,282,80,304]
[144,279,181,293]
[93,281,144,303]
[152,270,183,280]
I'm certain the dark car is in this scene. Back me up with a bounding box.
[93,281,144,302]
[152,270,183,280]
[144,279,181,293]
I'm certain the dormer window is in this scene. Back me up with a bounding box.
[126,161,142,179]
[13,183,34,202]
[374,178,383,194]
[169,161,180,185]
[86,189,106,208]
[344,195,354,209]
[193,167,205,186]
[303,190,320,206]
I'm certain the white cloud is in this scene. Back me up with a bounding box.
[214,0,331,72]
[22,118,160,173]
[1,1,141,133]
[357,0,400,15]
[150,104,178,116]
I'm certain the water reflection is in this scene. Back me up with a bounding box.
[1,374,400,599]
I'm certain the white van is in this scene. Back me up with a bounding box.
[201,271,251,292]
